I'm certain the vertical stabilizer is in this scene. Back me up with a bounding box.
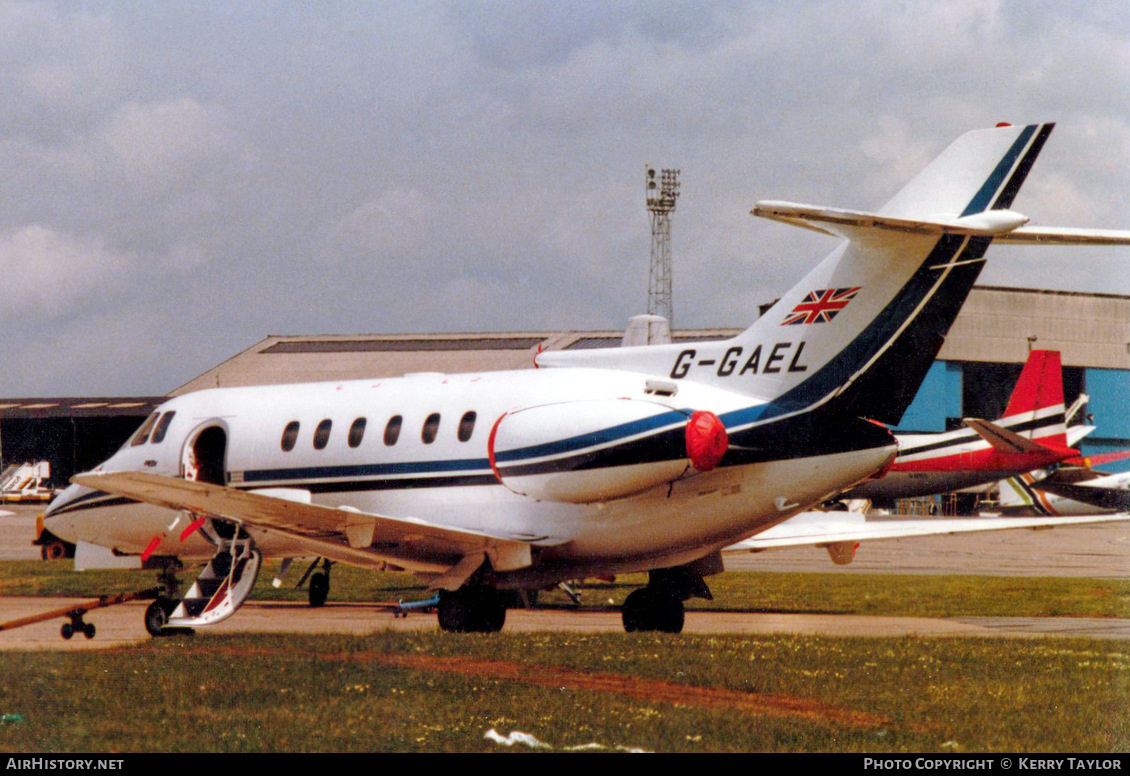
[537,124,1056,427]
[1001,350,1068,449]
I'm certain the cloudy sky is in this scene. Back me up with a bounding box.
[1,0,1127,396]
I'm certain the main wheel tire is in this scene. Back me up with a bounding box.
[437,589,506,633]
[621,588,652,633]
[653,593,685,634]
[477,590,506,633]
[437,591,475,633]
[621,588,685,633]
[61,623,74,640]
[308,572,329,608]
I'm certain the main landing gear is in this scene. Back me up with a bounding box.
[436,586,506,633]
[621,567,713,634]
[622,587,684,633]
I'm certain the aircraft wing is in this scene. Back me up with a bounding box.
[724,510,1130,559]
[74,472,568,587]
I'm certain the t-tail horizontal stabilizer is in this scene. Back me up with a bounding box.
[752,203,1130,247]
[751,202,1033,239]
[963,418,1075,457]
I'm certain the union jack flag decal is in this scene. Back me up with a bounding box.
[780,287,862,325]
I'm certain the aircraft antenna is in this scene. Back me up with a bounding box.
[646,167,680,327]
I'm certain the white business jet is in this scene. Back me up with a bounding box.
[43,123,1130,635]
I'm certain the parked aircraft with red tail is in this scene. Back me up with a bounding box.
[846,349,1079,500]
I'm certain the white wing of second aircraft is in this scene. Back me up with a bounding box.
[725,509,1130,565]
[74,472,568,589]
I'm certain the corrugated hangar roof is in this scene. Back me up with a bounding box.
[167,285,1128,397]
[0,397,163,419]
[169,329,738,395]
[937,286,1130,367]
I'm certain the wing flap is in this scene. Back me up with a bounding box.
[74,472,564,574]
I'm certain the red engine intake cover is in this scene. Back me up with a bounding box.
[685,410,728,472]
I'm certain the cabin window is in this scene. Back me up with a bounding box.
[348,417,367,448]
[129,413,160,446]
[281,421,300,452]
[151,411,177,444]
[457,411,477,442]
[313,419,333,450]
[422,413,441,444]
[384,415,402,446]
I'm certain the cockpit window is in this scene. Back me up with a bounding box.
[151,411,177,444]
[129,413,160,447]
[281,421,300,452]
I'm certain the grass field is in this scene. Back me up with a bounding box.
[1,561,1129,752]
[1,631,1127,752]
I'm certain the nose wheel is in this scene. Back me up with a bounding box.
[144,598,178,637]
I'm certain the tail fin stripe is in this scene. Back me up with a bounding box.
[990,123,1054,211]
[961,125,1037,216]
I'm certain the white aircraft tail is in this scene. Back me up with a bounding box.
[999,472,1051,515]
[540,123,1110,426]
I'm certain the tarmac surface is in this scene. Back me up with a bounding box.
[2,503,1129,649]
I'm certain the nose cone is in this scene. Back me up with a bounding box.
[45,482,92,518]
[42,482,100,542]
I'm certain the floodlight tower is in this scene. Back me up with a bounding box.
[646,167,680,326]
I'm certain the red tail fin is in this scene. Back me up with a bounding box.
[1002,350,1067,447]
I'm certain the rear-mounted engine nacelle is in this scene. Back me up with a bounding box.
[487,398,728,503]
